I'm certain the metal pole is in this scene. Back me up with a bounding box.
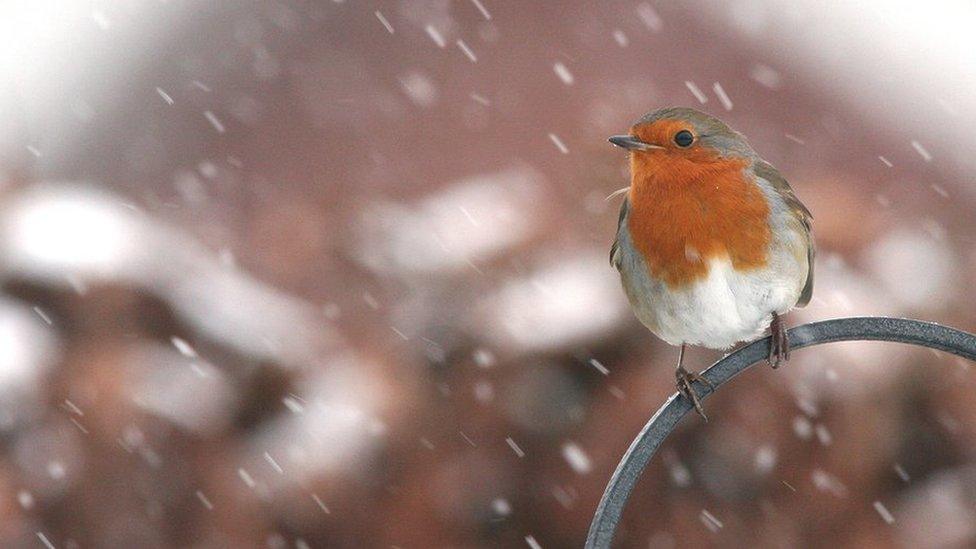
[585,317,976,548]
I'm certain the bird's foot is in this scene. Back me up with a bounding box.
[675,366,714,421]
[768,313,790,369]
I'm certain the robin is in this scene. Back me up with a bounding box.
[608,107,814,419]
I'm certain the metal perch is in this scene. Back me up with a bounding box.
[585,317,976,548]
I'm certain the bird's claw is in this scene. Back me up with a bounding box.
[767,314,791,369]
[675,366,713,421]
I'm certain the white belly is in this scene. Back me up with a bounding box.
[614,234,805,349]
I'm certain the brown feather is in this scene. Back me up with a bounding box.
[753,160,815,307]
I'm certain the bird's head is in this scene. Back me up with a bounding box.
[609,107,756,180]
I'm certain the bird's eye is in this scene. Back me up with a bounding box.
[673,130,694,148]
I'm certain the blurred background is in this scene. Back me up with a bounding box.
[0,1,975,547]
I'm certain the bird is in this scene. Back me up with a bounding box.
[608,107,814,419]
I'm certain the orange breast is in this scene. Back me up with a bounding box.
[627,153,771,288]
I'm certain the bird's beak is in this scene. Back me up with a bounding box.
[608,135,662,151]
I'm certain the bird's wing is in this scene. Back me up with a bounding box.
[754,160,815,307]
[609,196,630,268]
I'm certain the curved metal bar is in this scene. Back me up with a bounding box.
[585,317,976,548]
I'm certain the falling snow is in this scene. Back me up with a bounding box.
[561,441,592,474]
[33,306,53,325]
[750,63,782,89]
[37,533,56,549]
[456,39,478,62]
[588,358,609,375]
[2,4,971,547]
[282,395,305,414]
[425,25,446,48]
[911,140,932,161]
[264,452,284,474]
[195,490,214,511]
[792,416,813,439]
[815,424,833,446]
[203,111,225,134]
[399,72,439,107]
[492,497,512,516]
[238,467,257,489]
[18,490,34,510]
[374,11,394,34]
[470,92,491,106]
[873,500,896,524]
[812,469,849,498]
[312,494,331,514]
[553,62,574,85]
[469,0,492,20]
[612,29,629,47]
[684,81,708,104]
[506,437,526,458]
[473,348,496,368]
[712,82,733,110]
[700,509,724,532]
[893,463,910,482]
[636,3,663,31]
[548,133,569,154]
[755,445,777,473]
[155,87,174,105]
[170,336,198,357]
